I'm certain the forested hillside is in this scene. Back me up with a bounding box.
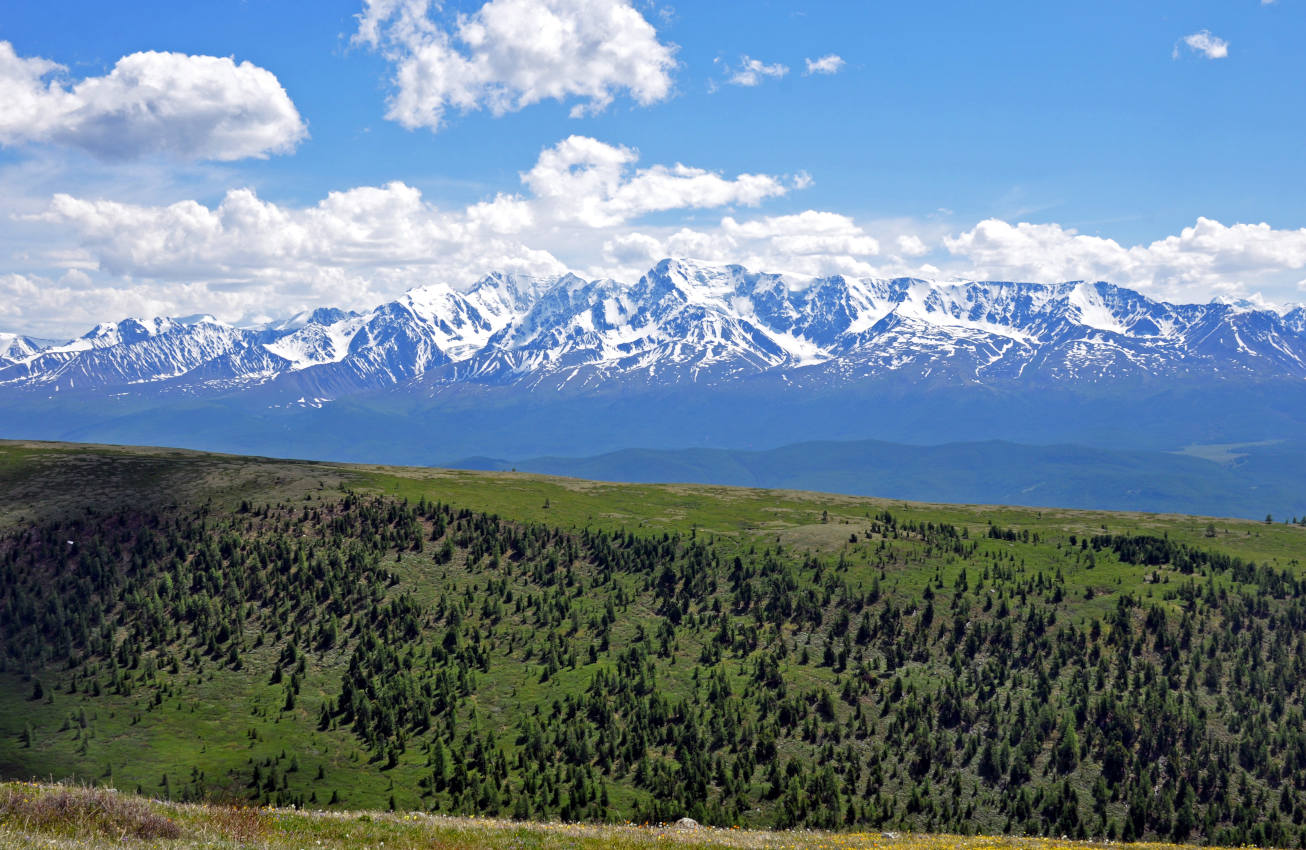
[2,441,1305,846]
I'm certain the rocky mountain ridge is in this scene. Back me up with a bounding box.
[4,259,1305,401]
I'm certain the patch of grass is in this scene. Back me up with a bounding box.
[3,439,1301,565]
[0,781,1262,850]
[0,781,180,840]
[1174,440,1282,464]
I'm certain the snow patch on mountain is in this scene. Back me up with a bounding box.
[0,333,53,365]
[263,315,369,369]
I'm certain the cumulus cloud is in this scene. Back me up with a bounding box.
[722,211,879,257]
[521,135,794,227]
[895,234,929,257]
[1173,30,1229,60]
[944,217,1306,303]
[15,128,1306,334]
[723,55,789,87]
[945,220,1127,284]
[34,182,564,284]
[602,232,664,265]
[355,0,676,130]
[592,210,889,282]
[0,41,306,161]
[804,54,845,75]
[33,135,795,273]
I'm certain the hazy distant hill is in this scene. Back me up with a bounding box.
[452,438,1306,520]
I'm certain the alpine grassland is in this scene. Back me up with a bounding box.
[0,782,1273,850]
[2,440,1306,846]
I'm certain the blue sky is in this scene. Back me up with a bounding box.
[1,0,1304,336]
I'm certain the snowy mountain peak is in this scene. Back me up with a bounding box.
[0,332,51,365]
[398,282,467,318]
[1285,306,1306,334]
[469,271,558,310]
[172,314,227,327]
[308,307,353,326]
[80,317,177,348]
[3,259,1304,397]
[252,307,357,333]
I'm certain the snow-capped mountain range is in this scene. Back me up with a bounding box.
[4,259,1306,400]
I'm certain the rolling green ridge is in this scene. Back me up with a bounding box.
[449,438,1306,521]
[2,440,1306,845]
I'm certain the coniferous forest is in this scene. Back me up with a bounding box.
[2,443,1306,846]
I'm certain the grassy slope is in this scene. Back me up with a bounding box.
[455,437,1306,520]
[0,781,1253,850]
[3,438,1299,561]
[2,440,1305,837]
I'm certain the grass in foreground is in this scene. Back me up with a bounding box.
[0,782,1242,850]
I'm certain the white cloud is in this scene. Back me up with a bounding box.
[34,182,560,282]
[662,228,725,261]
[944,217,1306,303]
[1173,30,1229,60]
[602,232,664,265]
[722,211,880,257]
[465,194,535,234]
[725,56,789,87]
[521,135,793,227]
[804,54,845,75]
[0,41,306,161]
[592,211,890,282]
[896,234,928,257]
[14,129,1306,334]
[355,0,676,131]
